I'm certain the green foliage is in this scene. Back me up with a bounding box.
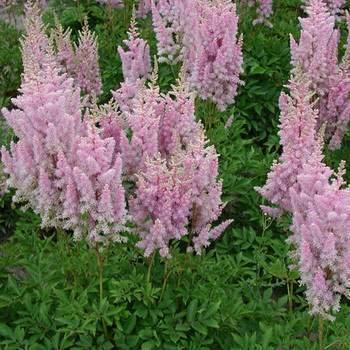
[1,0,350,348]
[0,20,22,110]
[0,223,324,349]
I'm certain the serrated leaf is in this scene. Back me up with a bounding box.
[139,328,153,340]
[202,301,221,320]
[54,288,70,305]
[250,65,266,74]
[186,299,198,323]
[201,318,219,328]
[175,324,190,332]
[14,326,24,343]
[102,341,114,349]
[52,333,60,349]
[163,343,178,350]
[191,322,207,335]
[8,276,20,296]
[141,340,154,350]
[261,325,273,349]
[277,295,289,308]
[126,335,139,347]
[0,323,13,338]
[169,331,180,343]
[124,315,136,334]
[263,288,272,300]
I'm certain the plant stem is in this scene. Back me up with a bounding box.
[319,315,324,350]
[94,243,109,340]
[147,250,156,283]
[77,0,82,25]
[108,0,116,55]
[158,258,168,305]
[58,229,65,256]
[62,230,71,255]
[286,279,293,319]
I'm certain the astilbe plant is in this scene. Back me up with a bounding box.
[185,0,244,111]
[290,0,350,149]
[302,0,346,18]
[119,70,198,178]
[114,69,231,257]
[151,0,244,111]
[129,131,232,258]
[117,7,151,83]
[0,163,8,199]
[255,76,318,216]
[113,7,151,112]
[119,71,164,177]
[288,135,350,321]
[246,0,273,27]
[2,0,230,257]
[53,17,75,73]
[1,29,127,245]
[22,3,101,102]
[158,73,199,161]
[72,19,103,98]
[52,16,102,99]
[151,0,195,64]
[20,1,49,76]
[257,73,350,321]
[135,0,152,18]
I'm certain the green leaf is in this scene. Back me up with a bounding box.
[0,323,13,338]
[163,343,178,350]
[8,276,21,296]
[277,295,289,308]
[169,331,180,343]
[124,315,136,334]
[102,341,115,350]
[126,335,139,347]
[186,299,198,323]
[141,340,154,350]
[263,288,272,301]
[54,288,70,305]
[139,328,153,340]
[260,323,273,349]
[191,322,207,335]
[201,318,219,328]
[52,333,60,349]
[175,324,190,332]
[201,301,221,320]
[14,326,24,343]
[250,65,266,75]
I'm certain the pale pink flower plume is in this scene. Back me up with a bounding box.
[73,19,103,98]
[186,0,244,111]
[290,0,350,149]
[150,0,243,110]
[288,139,350,320]
[1,17,127,244]
[302,0,346,18]
[255,76,318,214]
[118,7,151,83]
[112,7,151,112]
[257,74,350,319]
[130,132,232,258]
[247,0,273,27]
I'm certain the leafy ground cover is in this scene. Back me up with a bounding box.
[0,0,350,349]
